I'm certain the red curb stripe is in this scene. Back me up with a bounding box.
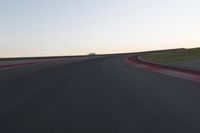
[125,56,200,83]
[0,61,48,69]
[128,56,200,76]
[0,57,72,69]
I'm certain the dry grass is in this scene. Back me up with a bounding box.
[143,48,200,62]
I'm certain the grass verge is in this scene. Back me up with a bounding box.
[143,48,200,63]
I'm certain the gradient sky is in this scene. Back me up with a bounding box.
[0,0,200,57]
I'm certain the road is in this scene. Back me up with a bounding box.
[0,55,200,133]
[167,58,200,71]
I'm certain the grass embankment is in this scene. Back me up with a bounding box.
[143,48,200,63]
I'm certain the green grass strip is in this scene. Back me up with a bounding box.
[143,48,200,63]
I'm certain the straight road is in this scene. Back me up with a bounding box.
[0,55,200,133]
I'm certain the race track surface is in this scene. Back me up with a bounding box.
[167,58,200,71]
[0,55,200,133]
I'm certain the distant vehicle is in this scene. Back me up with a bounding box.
[88,53,96,56]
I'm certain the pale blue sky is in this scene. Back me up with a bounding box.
[0,0,200,57]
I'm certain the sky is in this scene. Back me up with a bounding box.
[0,0,200,57]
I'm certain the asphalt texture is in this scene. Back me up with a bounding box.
[0,55,200,133]
[167,58,200,71]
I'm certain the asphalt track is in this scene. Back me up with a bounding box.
[167,58,200,71]
[0,55,200,133]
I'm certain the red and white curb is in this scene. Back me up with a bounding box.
[125,56,200,83]
[0,58,68,69]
